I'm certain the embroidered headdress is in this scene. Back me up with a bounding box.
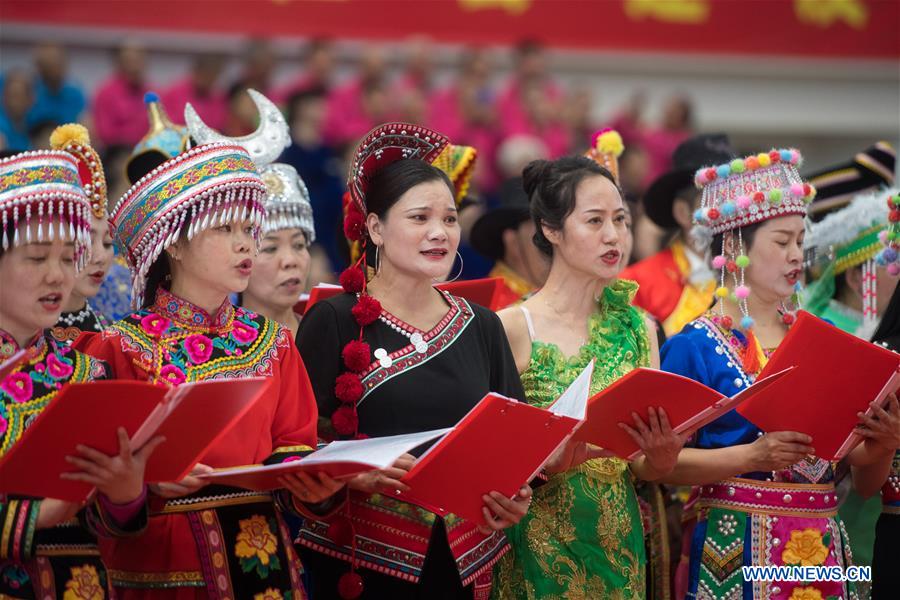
[111,142,267,307]
[49,124,107,220]
[804,187,895,338]
[0,150,92,269]
[126,92,190,186]
[691,149,815,336]
[184,89,315,242]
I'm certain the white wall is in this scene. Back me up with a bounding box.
[2,22,898,173]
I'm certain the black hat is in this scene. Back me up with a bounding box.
[643,133,735,230]
[469,177,531,261]
[805,141,895,221]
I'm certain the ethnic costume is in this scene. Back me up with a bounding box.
[804,187,896,583]
[0,150,138,599]
[74,141,319,599]
[43,125,114,345]
[492,280,650,600]
[662,148,861,600]
[294,123,522,599]
[622,134,735,337]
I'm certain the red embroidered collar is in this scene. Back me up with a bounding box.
[152,288,234,332]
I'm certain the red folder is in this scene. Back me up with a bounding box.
[298,277,511,315]
[0,377,269,502]
[201,428,450,491]
[570,366,795,459]
[398,393,578,524]
[737,310,900,459]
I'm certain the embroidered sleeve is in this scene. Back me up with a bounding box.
[0,496,41,561]
[72,327,144,380]
[81,490,149,538]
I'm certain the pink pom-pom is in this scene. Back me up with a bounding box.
[737,195,752,209]
[735,285,750,299]
[790,149,800,164]
[889,263,900,277]
[879,230,889,243]
[712,255,727,269]
[695,171,708,185]
[790,183,804,197]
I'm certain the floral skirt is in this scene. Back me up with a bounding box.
[688,479,860,600]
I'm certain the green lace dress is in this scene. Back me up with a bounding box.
[492,280,650,600]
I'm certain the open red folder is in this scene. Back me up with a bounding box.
[295,277,511,315]
[567,366,795,459]
[200,428,451,491]
[737,311,900,460]
[0,377,270,502]
[397,392,580,524]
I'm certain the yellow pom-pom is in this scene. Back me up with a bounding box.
[595,130,624,158]
[49,123,91,150]
[715,286,729,298]
[757,152,771,167]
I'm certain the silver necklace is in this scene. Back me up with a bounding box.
[373,314,429,368]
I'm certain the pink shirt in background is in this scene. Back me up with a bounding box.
[161,77,227,131]
[92,73,150,147]
[610,112,691,184]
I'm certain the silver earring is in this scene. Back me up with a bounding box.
[374,244,382,275]
[445,251,464,283]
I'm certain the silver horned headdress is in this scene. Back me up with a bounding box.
[184,89,315,242]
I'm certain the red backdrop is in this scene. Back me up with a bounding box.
[2,0,898,59]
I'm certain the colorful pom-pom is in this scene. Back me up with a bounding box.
[758,153,771,167]
[779,150,793,163]
[745,156,760,170]
[736,255,750,268]
[716,164,731,179]
[721,202,736,216]
[790,149,801,164]
[891,194,900,207]
[342,340,372,372]
[790,183,804,197]
[715,286,729,298]
[740,316,755,329]
[705,167,717,181]
[735,285,750,299]
[769,150,781,163]
[593,128,624,157]
[753,192,766,204]
[890,209,900,223]
[781,312,795,325]
[737,195,752,209]
[726,260,737,273]
[339,266,365,293]
[729,159,745,174]
[712,255,727,269]
[49,123,91,150]
[721,315,734,329]
[883,247,898,263]
[889,263,900,277]
[768,189,783,204]
[334,372,364,403]
[351,294,382,326]
[694,209,705,223]
[707,208,721,220]
[879,230,890,244]
[331,406,359,437]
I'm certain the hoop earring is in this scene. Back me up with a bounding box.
[445,251,464,283]
[374,244,382,275]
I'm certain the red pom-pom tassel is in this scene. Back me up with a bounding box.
[352,294,382,326]
[343,210,366,242]
[339,266,365,293]
[334,372,364,403]
[338,571,364,600]
[331,405,359,436]
[342,340,371,372]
